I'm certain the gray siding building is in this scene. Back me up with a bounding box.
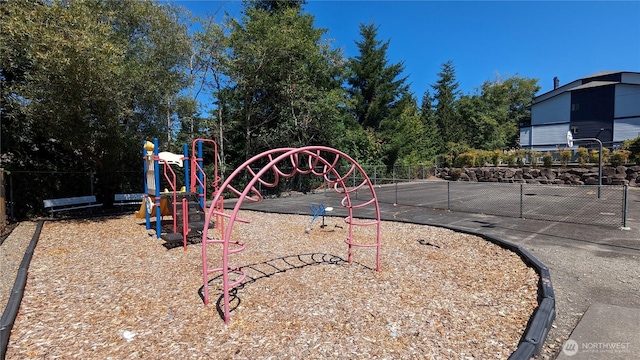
[520,71,640,151]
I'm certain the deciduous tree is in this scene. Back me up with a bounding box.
[0,0,192,216]
[478,74,539,149]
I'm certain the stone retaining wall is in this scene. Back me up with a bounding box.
[437,165,640,186]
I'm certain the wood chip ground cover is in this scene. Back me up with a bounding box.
[6,212,538,359]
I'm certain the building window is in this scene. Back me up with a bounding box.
[571,103,580,111]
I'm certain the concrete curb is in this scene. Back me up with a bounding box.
[0,220,44,360]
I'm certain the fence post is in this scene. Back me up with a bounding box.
[395,181,398,206]
[0,169,5,229]
[520,183,524,219]
[622,185,629,229]
[447,181,450,210]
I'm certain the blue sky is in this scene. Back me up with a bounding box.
[174,1,640,100]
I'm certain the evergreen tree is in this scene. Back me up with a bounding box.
[432,60,462,146]
[420,90,443,157]
[248,0,305,13]
[347,22,409,130]
[224,2,347,163]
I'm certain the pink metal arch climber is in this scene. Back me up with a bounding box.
[200,146,382,323]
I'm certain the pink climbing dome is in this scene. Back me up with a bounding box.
[200,146,382,323]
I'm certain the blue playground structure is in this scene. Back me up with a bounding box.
[141,138,223,249]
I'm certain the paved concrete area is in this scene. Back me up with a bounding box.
[556,303,640,359]
[232,182,640,359]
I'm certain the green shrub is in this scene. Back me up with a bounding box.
[529,151,542,168]
[590,148,610,164]
[558,149,572,166]
[515,149,526,167]
[439,154,453,168]
[610,149,630,166]
[542,152,553,168]
[504,154,515,167]
[450,168,464,180]
[474,150,491,167]
[491,150,501,166]
[576,147,589,166]
[622,136,640,159]
[454,152,476,168]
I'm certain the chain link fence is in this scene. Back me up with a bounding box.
[236,162,629,229]
[3,163,434,219]
[376,181,629,228]
[7,164,626,228]
[454,182,626,228]
[249,163,435,195]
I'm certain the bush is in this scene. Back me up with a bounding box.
[529,151,542,168]
[576,147,589,166]
[515,150,526,167]
[450,168,464,180]
[491,150,502,166]
[542,152,554,168]
[558,149,572,166]
[622,136,640,158]
[474,150,491,167]
[590,148,610,164]
[439,154,453,168]
[610,149,630,166]
[503,152,516,167]
[454,152,475,168]
[445,142,471,166]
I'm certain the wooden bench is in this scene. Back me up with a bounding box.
[43,195,103,217]
[114,193,145,211]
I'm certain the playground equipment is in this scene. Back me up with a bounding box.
[199,146,382,323]
[305,203,333,233]
[142,138,223,250]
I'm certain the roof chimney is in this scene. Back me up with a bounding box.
[553,77,559,89]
